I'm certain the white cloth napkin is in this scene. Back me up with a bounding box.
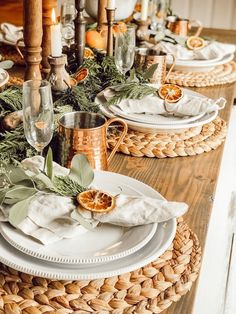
[0,156,188,245]
[0,23,23,45]
[160,41,235,61]
[103,87,226,116]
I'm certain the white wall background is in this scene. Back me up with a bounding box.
[172,0,236,29]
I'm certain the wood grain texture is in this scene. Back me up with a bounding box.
[4,29,236,314]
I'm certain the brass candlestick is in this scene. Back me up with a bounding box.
[106,8,116,57]
[74,0,86,66]
[48,54,71,92]
[97,0,107,32]
[134,18,151,43]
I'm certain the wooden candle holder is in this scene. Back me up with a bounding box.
[48,54,71,92]
[106,8,116,57]
[74,0,86,66]
[42,0,58,77]
[23,0,43,81]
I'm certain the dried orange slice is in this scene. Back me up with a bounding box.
[84,47,94,59]
[158,84,183,103]
[186,36,205,50]
[77,190,116,213]
[74,68,89,83]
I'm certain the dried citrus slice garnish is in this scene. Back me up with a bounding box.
[186,36,205,50]
[74,68,89,83]
[84,47,95,59]
[77,190,116,213]
[158,84,184,103]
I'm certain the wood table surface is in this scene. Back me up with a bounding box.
[3,25,236,313]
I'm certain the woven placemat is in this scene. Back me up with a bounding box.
[166,61,236,87]
[107,117,227,158]
[0,218,201,314]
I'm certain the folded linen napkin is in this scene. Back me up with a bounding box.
[159,41,235,61]
[0,156,188,245]
[103,87,226,117]
[0,23,23,45]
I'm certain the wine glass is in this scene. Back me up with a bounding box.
[114,25,136,76]
[61,2,76,47]
[23,80,54,155]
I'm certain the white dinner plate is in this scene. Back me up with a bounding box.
[0,171,158,265]
[0,172,176,280]
[169,53,234,72]
[109,104,205,125]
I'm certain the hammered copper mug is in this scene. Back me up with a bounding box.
[166,18,203,37]
[58,111,128,170]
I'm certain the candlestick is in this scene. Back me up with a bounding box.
[74,0,86,66]
[106,8,116,57]
[141,0,149,21]
[42,0,57,76]
[134,17,151,43]
[50,8,62,57]
[48,54,71,92]
[107,0,116,9]
[23,0,42,81]
[97,0,107,32]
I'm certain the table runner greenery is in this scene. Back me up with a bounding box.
[0,54,157,163]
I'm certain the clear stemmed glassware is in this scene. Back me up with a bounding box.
[61,2,76,47]
[114,25,136,76]
[23,80,54,155]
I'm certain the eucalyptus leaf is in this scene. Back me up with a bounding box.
[9,197,33,227]
[0,60,14,69]
[0,191,6,205]
[143,63,159,80]
[33,172,54,190]
[69,154,94,187]
[44,147,53,180]
[7,166,33,185]
[71,209,94,231]
[5,186,36,200]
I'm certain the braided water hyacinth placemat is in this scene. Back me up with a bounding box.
[107,117,227,158]
[0,218,201,314]
[166,62,236,87]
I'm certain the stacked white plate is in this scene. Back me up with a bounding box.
[0,171,176,280]
[95,88,218,134]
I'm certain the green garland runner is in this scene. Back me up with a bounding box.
[0,55,154,163]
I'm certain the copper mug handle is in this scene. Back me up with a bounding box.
[106,117,128,164]
[165,53,176,81]
[15,38,24,59]
[190,19,203,37]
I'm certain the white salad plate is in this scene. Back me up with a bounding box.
[109,104,205,125]
[170,53,234,72]
[0,171,176,280]
[96,89,218,133]
[0,171,158,265]
[0,222,157,265]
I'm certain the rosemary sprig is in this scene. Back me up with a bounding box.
[52,175,86,197]
[107,82,157,106]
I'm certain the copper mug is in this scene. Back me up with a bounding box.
[58,111,128,170]
[166,18,202,37]
[135,48,176,85]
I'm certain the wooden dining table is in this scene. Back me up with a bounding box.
[1,27,236,313]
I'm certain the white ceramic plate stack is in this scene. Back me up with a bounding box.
[0,171,176,280]
[95,88,218,134]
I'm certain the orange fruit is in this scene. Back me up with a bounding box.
[135,3,141,12]
[113,22,127,35]
[158,84,184,103]
[70,78,77,86]
[186,36,205,50]
[77,190,116,213]
[85,30,106,50]
[74,68,89,83]
[84,47,94,59]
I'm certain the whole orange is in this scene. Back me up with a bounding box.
[85,30,106,50]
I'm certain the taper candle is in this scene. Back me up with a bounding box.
[141,0,149,21]
[50,8,62,57]
[107,0,116,9]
